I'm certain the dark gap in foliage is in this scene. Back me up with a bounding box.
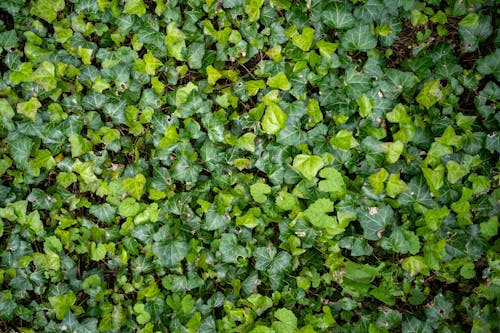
[0,9,14,30]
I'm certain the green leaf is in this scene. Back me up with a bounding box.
[402,256,429,276]
[416,80,443,109]
[122,174,147,200]
[446,160,469,184]
[153,240,189,267]
[31,61,57,91]
[330,129,359,150]
[267,73,291,91]
[123,0,146,17]
[476,49,500,81]
[250,183,272,203]
[318,168,346,197]
[292,26,315,52]
[119,198,141,217]
[220,233,248,263]
[262,102,287,135]
[357,93,373,117]
[386,174,408,198]
[322,4,355,29]
[480,217,498,241]
[143,52,163,75]
[341,25,377,51]
[90,242,107,261]
[304,198,335,228]
[49,291,76,320]
[292,154,324,181]
[358,206,393,240]
[30,0,64,23]
[422,164,445,196]
[8,136,32,169]
[423,206,450,231]
[16,97,41,121]
[69,134,93,158]
[272,308,297,332]
[244,0,264,23]
[275,191,297,211]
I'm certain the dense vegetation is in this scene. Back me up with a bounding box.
[0,0,498,332]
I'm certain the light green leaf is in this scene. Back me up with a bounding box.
[262,102,287,135]
[446,160,469,184]
[250,183,272,203]
[275,191,297,211]
[386,174,408,198]
[244,0,264,23]
[123,0,146,17]
[292,154,324,181]
[267,73,291,91]
[357,93,373,117]
[369,168,389,194]
[143,52,163,75]
[273,308,297,332]
[402,256,429,276]
[49,291,76,320]
[304,198,335,228]
[90,242,107,261]
[292,26,315,52]
[69,134,93,158]
[422,164,445,196]
[122,174,147,200]
[424,206,450,231]
[416,80,442,109]
[306,98,323,128]
[17,97,41,121]
[330,129,359,150]
[318,168,346,196]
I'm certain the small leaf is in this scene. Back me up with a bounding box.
[341,25,377,51]
[123,0,146,17]
[267,73,291,91]
[402,256,429,276]
[49,291,76,320]
[262,102,287,135]
[416,80,442,109]
[304,198,335,228]
[292,26,315,52]
[122,174,147,200]
[292,154,324,181]
[250,183,272,203]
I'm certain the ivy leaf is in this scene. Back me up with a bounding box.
[304,198,335,228]
[153,240,189,267]
[49,291,76,320]
[123,0,146,17]
[272,308,297,332]
[292,154,324,181]
[322,4,355,29]
[250,183,272,203]
[244,0,264,23]
[318,168,346,197]
[416,80,443,109]
[8,136,32,170]
[358,206,394,240]
[292,27,315,52]
[341,25,377,51]
[476,49,500,80]
[220,233,248,263]
[31,61,57,91]
[262,102,287,135]
[267,73,291,91]
[122,174,147,200]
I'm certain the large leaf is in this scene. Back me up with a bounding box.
[341,25,377,51]
[358,205,394,240]
[152,240,190,267]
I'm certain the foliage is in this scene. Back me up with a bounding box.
[0,0,498,332]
